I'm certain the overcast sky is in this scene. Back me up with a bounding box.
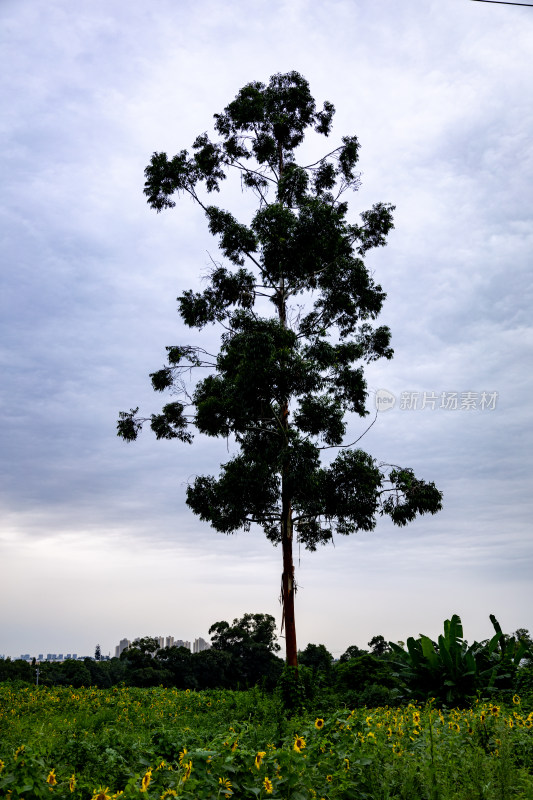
[1,0,532,661]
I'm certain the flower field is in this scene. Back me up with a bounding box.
[1,685,532,799]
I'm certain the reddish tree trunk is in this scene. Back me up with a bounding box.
[281,494,298,667]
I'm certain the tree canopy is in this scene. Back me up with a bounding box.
[118,71,442,666]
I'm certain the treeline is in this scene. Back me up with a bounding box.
[2,613,532,708]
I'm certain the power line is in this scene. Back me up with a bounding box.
[471,0,533,6]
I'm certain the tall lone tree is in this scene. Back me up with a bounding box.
[118,72,442,667]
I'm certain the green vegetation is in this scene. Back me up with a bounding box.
[2,615,532,797]
[1,685,532,799]
[2,614,531,708]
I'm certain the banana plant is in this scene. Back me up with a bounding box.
[389,614,529,705]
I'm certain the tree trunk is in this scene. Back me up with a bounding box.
[277,144,298,667]
[281,488,298,667]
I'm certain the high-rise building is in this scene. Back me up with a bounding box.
[193,637,211,653]
[115,638,131,658]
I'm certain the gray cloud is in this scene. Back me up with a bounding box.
[1,0,532,658]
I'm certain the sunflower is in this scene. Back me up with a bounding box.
[69,774,76,793]
[255,751,266,769]
[263,777,273,794]
[14,746,25,762]
[91,788,111,800]
[46,769,58,786]
[182,760,192,781]
[140,769,152,792]
[513,695,521,705]
[315,718,325,730]
[219,777,232,795]
[293,736,306,753]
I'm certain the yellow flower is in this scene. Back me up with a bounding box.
[14,746,25,762]
[178,748,187,765]
[263,776,273,794]
[92,788,111,800]
[182,760,192,781]
[140,768,152,792]
[315,718,325,730]
[326,775,333,782]
[231,740,238,752]
[513,695,521,705]
[255,751,267,769]
[160,791,177,799]
[69,774,76,793]
[0,760,4,773]
[46,769,58,786]
[293,736,306,753]
[219,777,233,795]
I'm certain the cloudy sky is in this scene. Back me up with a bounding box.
[1,0,532,661]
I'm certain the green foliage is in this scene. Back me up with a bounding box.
[119,70,442,536]
[390,613,531,705]
[208,613,283,689]
[276,665,309,714]
[298,643,333,676]
[1,686,533,799]
[338,644,368,662]
[368,634,392,656]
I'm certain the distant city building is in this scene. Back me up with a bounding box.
[115,638,131,658]
[113,636,209,656]
[9,653,82,663]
